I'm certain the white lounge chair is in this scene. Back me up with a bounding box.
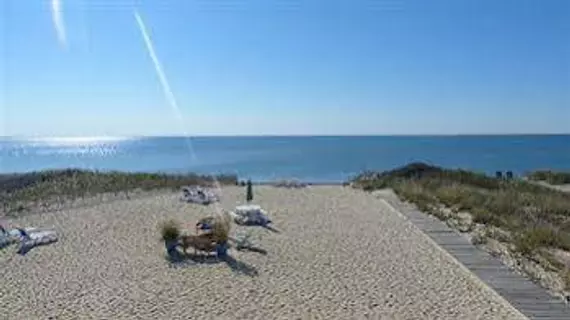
[274,179,308,189]
[181,186,220,205]
[1,227,36,248]
[231,205,272,226]
[16,228,58,255]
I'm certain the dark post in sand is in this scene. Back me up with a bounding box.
[246,179,253,202]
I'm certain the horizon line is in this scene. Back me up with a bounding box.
[1,132,569,139]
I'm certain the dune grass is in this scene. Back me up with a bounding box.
[159,219,181,242]
[352,163,570,281]
[211,212,232,243]
[0,169,238,216]
[526,170,570,185]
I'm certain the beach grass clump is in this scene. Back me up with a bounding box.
[211,212,232,243]
[513,227,570,255]
[0,169,238,216]
[159,219,181,242]
[352,162,570,257]
[527,170,570,185]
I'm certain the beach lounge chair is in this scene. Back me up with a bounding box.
[181,186,220,205]
[1,227,34,249]
[274,179,308,188]
[230,205,272,226]
[16,228,58,255]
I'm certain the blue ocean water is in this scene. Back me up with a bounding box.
[0,135,568,182]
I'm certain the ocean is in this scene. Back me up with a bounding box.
[0,135,568,182]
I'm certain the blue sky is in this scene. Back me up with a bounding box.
[1,0,569,137]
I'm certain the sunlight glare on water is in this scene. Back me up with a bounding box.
[15,137,137,158]
[27,136,135,146]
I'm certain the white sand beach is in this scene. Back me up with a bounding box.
[0,186,527,320]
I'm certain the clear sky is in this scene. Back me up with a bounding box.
[1,0,569,137]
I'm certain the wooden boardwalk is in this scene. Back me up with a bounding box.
[377,191,569,320]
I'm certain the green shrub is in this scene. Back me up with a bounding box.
[159,219,181,242]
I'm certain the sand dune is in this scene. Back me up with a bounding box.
[0,186,526,319]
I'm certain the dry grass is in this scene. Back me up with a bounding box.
[352,162,570,266]
[211,212,232,243]
[159,219,181,242]
[527,170,570,185]
[0,169,238,217]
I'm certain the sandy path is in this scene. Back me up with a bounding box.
[0,186,526,319]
